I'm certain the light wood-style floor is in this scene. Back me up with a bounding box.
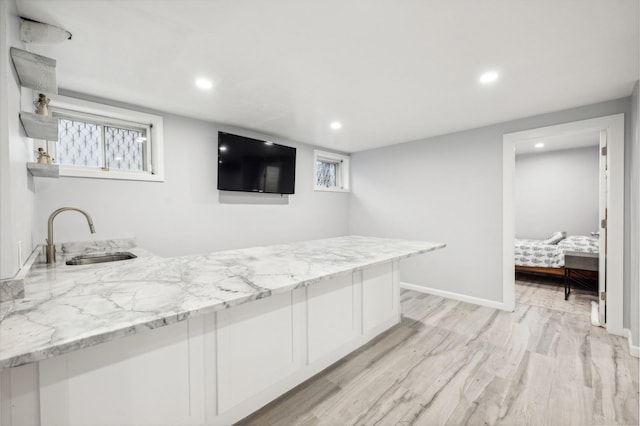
[238,279,639,426]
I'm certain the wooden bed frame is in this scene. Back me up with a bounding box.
[515,265,565,276]
[515,265,598,279]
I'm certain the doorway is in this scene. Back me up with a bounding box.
[513,132,601,317]
[502,114,625,336]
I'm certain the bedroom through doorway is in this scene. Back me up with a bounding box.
[503,114,625,336]
[513,131,601,318]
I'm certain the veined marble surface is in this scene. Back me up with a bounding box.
[0,243,43,302]
[0,236,445,370]
[0,278,24,303]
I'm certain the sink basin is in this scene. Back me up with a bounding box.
[65,252,137,266]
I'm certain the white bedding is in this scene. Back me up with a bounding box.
[515,235,599,268]
[557,235,599,253]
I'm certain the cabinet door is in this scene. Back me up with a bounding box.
[1,363,40,426]
[216,291,302,415]
[362,262,398,333]
[39,319,205,426]
[307,273,359,364]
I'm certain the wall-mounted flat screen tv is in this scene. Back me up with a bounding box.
[217,132,296,194]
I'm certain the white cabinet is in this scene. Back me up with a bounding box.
[0,363,40,426]
[38,319,206,426]
[307,273,359,363]
[216,291,303,415]
[2,261,400,426]
[362,262,398,333]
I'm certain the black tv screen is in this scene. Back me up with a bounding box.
[217,132,296,194]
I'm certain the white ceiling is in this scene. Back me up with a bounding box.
[15,0,640,153]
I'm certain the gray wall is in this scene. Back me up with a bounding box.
[349,98,631,308]
[0,0,36,280]
[515,147,599,240]
[31,100,350,257]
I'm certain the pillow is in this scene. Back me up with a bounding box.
[544,231,566,245]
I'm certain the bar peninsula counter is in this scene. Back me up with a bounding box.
[0,236,445,426]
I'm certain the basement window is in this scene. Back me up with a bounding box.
[314,150,350,192]
[47,95,164,181]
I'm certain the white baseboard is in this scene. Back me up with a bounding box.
[624,329,640,358]
[606,326,628,338]
[606,327,639,357]
[400,282,506,311]
[614,328,640,358]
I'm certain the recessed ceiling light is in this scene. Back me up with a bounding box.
[264,141,274,146]
[330,121,342,130]
[219,146,227,152]
[195,78,213,90]
[479,71,499,84]
[535,142,545,148]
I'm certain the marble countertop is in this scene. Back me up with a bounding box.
[0,236,445,370]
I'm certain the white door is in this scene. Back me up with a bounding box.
[598,129,607,326]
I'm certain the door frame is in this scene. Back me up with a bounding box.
[598,129,608,325]
[502,113,625,336]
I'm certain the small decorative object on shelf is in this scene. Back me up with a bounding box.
[34,93,50,116]
[36,147,54,164]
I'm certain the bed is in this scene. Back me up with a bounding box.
[514,235,599,276]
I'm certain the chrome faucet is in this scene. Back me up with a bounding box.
[46,207,96,264]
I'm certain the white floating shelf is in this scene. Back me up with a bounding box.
[10,47,57,94]
[27,162,60,178]
[19,112,58,141]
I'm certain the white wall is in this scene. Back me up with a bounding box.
[629,80,639,346]
[0,0,36,280]
[349,98,631,306]
[515,146,599,240]
[30,94,350,257]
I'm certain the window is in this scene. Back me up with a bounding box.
[314,150,350,192]
[56,115,149,172]
[47,95,164,181]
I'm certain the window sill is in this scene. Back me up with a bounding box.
[60,167,164,182]
[314,186,350,193]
